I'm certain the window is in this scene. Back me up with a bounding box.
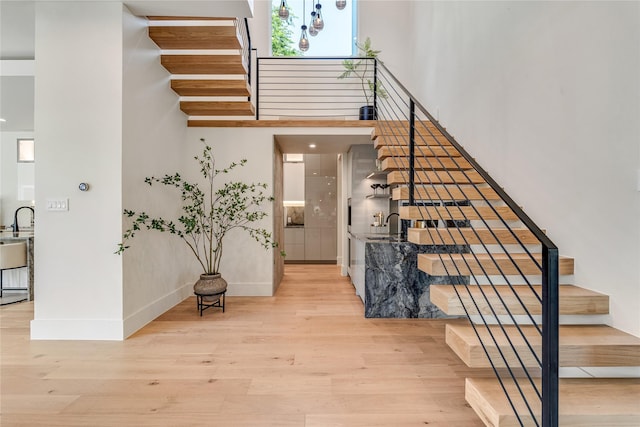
[272,0,356,56]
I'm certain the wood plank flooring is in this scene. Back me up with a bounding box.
[1,265,486,426]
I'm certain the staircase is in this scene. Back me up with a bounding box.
[147,16,254,123]
[371,120,640,426]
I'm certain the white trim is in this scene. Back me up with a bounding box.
[123,281,193,338]
[31,318,124,341]
[0,60,35,77]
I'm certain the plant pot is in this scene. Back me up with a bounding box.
[359,105,376,120]
[193,273,228,303]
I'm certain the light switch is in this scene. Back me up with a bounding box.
[46,198,69,211]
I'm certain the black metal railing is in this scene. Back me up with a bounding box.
[374,60,559,427]
[254,55,559,426]
[255,57,376,120]
[237,18,252,101]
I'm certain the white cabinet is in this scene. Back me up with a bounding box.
[284,228,305,261]
[283,163,305,202]
[351,237,366,304]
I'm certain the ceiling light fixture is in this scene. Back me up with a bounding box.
[0,118,6,122]
[309,143,316,148]
[298,0,309,52]
[294,0,346,53]
[278,0,290,20]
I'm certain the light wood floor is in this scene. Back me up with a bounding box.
[1,265,487,426]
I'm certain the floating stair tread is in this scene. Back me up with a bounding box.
[392,185,501,201]
[430,284,609,316]
[408,227,541,245]
[149,25,241,49]
[187,119,374,128]
[372,120,441,138]
[161,55,246,74]
[401,205,518,222]
[170,79,250,96]
[465,377,640,427]
[388,170,485,185]
[381,157,472,171]
[377,145,462,159]
[418,253,575,276]
[446,323,640,368]
[180,101,255,116]
[373,134,452,148]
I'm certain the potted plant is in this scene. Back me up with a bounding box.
[338,37,388,120]
[116,138,278,307]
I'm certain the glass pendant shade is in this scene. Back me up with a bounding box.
[336,0,346,10]
[313,5,324,31]
[299,25,310,51]
[308,12,319,36]
[278,0,289,20]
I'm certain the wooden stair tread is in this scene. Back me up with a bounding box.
[381,157,472,171]
[446,323,640,368]
[400,205,518,222]
[431,284,609,316]
[466,377,640,427]
[161,55,246,74]
[180,101,255,116]
[170,79,250,96]
[377,145,462,159]
[418,253,575,276]
[387,170,484,185]
[149,25,241,49]
[408,227,541,245]
[392,185,501,201]
[372,120,441,138]
[187,119,374,128]
[373,134,452,148]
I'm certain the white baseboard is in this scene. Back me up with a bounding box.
[123,281,193,338]
[31,318,125,341]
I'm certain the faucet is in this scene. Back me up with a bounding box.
[385,212,400,224]
[12,206,35,233]
[385,212,405,239]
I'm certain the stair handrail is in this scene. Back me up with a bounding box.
[374,59,559,427]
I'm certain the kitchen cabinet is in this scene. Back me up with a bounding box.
[284,227,304,261]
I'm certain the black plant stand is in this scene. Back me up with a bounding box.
[195,291,226,316]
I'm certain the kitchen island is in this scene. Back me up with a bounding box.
[349,232,468,318]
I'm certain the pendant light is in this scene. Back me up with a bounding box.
[313,2,324,31]
[299,0,309,52]
[308,11,319,37]
[278,0,289,20]
[299,25,310,51]
[336,0,346,10]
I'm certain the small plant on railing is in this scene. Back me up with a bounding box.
[338,37,387,118]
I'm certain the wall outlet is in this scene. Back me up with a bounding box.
[46,198,69,211]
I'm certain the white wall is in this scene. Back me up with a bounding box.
[31,2,125,340]
[121,7,193,337]
[185,127,276,296]
[387,1,640,336]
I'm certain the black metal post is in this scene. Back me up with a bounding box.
[409,100,416,206]
[541,245,559,427]
[373,59,378,119]
[255,58,260,120]
[244,18,252,102]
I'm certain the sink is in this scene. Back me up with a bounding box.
[366,236,405,242]
[0,241,27,269]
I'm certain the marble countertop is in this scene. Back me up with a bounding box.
[349,232,407,243]
[0,230,34,241]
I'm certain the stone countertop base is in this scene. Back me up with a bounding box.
[363,240,468,318]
